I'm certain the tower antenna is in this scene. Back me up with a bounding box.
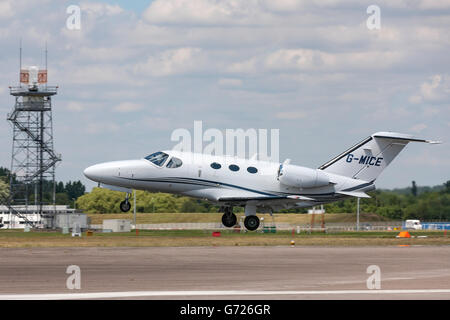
[45,41,48,88]
[19,38,22,85]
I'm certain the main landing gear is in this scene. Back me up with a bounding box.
[244,215,260,231]
[120,193,131,212]
[221,206,261,231]
[221,207,237,228]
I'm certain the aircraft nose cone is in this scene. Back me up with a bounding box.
[83,164,103,182]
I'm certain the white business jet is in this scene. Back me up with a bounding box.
[83,132,440,231]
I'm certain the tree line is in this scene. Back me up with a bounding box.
[322,180,449,220]
[0,167,85,207]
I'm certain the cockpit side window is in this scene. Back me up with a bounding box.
[166,157,183,168]
[145,151,169,167]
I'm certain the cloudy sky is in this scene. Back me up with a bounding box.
[0,0,449,191]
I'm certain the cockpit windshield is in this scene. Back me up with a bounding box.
[145,151,169,166]
[166,157,183,168]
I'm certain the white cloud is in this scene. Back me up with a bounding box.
[409,123,427,133]
[76,47,136,62]
[275,111,307,119]
[261,0,303,12]
[264,49,337,71]
[229,49,403,74]
[143,0,269,26]
[80,2,124,17]
[113,102,143,113]
[85,122,120,134]
[66,102,84,112]
[134,47,205,76]
[0,1,14,18]
[417,0,450,9]
[409,74,450,104]
[218,78,243,87]
[58,64,134,85]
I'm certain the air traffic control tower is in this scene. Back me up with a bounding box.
[4,53,61,228]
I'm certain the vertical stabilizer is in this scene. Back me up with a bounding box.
[318,132,440,181]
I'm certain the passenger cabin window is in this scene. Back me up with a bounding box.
[247,166,258,174]
[166,157,183,168]
[210,162,221,169]
[145,151,169,167]
[229,164,240,172]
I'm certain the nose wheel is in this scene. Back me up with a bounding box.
[120,200,131,212]
[119,193,131,212]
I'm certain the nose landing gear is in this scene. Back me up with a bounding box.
[119,193,131,212]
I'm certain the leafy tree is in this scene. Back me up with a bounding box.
[411,181,417,197]
[444,180,450,194]
[65,181,86,200]
[0,180,9,200]
[76,187,124,213]
[55,181,65,193]
[55,193,70,205]
[0,167,10,183]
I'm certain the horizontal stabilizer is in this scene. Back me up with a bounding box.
[336,191,371,198]
[372,132,442,144]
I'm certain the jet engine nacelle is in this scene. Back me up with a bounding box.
[278,164,330,189]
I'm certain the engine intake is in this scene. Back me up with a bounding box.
[278,164,330,189]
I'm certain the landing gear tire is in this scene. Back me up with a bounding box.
[120,200,131,212]
[244,215,260,231]
[222,212,237,228]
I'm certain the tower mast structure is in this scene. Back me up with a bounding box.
[4,45,61,228]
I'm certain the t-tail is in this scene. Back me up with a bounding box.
[318,132,441,182]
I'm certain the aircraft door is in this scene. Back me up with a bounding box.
[118,166,134,179]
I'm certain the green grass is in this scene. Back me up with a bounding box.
[87,212,390,224]
[0,229,448,248]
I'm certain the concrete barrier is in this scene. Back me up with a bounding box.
[88,221,404,232]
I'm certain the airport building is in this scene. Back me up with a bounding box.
[0,205,78,229]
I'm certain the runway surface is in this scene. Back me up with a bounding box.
[0,246,449,299]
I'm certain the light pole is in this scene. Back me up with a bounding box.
[356,197,360,231]
[133,190,136,230]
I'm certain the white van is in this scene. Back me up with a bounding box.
[405,220,422,230]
